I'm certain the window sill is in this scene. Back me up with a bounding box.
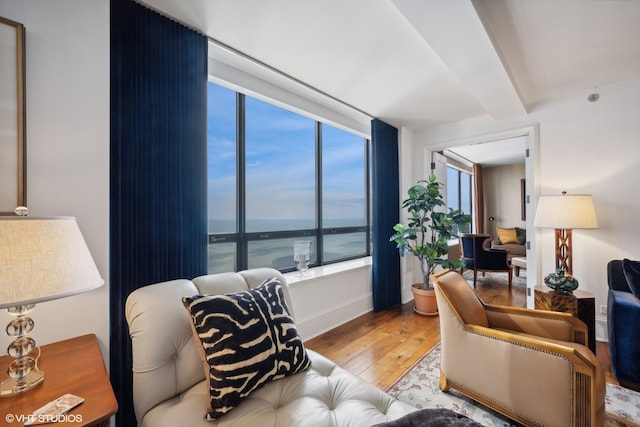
[284,256,372,286]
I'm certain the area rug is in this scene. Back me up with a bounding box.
[387,343,640,427]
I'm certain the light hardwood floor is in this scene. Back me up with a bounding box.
[305,275,617,391]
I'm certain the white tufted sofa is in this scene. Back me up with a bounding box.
[125,268,416,426]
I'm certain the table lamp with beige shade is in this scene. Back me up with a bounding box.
[0,209,103,396]
[533,192,598,292]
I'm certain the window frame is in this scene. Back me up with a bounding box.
[208,85,371,274]
[445,164,473,234]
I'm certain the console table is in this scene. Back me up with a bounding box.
[0,334,117,427]
[534,286,596,354]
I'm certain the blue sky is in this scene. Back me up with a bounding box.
[207,82,366,229]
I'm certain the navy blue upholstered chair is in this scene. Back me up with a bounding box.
[607,259,640,392]
[459,234,512,288]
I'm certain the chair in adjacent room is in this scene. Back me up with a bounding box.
[459,233,513,288]
[432,269,605,427]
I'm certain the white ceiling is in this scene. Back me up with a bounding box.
[445,136,526,167]
[138,0,640,163]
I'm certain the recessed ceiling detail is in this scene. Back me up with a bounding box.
[139,0,640,132]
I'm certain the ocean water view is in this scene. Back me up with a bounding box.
[208,218,368,273]
[208,218,365,233]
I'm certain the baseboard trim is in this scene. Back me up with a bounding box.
[596,316,608,342]
[297,293,372,341]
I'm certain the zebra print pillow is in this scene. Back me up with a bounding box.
[183,278,311,419]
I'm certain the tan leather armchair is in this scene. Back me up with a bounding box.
[431,269,605,427]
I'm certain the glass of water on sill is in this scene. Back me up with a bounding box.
[293,240,311,276]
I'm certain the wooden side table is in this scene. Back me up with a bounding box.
[534,286,596,354]
[0,334,117,427]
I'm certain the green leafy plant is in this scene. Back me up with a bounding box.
[390,174,471,290]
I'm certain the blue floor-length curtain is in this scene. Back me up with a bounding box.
[110,0,208,424]
[371,119,401,310]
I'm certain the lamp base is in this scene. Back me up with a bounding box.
[2,304,44,397]
[544,268,579,294]
[0,368,44,397]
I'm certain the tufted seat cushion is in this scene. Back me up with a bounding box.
[139,349,413,427]
[126,268,416,426]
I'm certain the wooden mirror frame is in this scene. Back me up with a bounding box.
[0,16,26,215]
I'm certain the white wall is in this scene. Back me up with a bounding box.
[410,77,640,340]
[483,163,526,236]
[285,259,374,340]
[0,0,110,359]
[397,127,420,303]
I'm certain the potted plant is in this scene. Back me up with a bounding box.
[390,174,471,315]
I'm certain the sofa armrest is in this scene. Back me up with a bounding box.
[485,304,588,345]
[608,260,633,293]
[126,279,205,423]
[607,289,640,390]
[490,242,526,257]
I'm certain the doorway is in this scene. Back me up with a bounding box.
[425,125,538,308]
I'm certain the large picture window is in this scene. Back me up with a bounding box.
[207,81,370,273]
